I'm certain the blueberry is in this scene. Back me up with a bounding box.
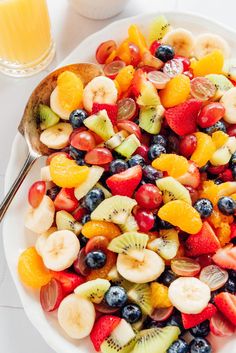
[214,178,223,185]
[159,268,178,287]
[203,121,226,135]
[152,134,167,148]
[69,145,85,160]
[167,339,189,353]
[128,154,145,167]
[76,158,86,166]
[167,134,180,154]
[200,162,210,172]
[189,338,212,353]
[217,196,236,215]
[46,186,60,201]
[148,144,166,161]
[78,234,89,248]
[110,159,128,174]
[155,216,173,230]
[166,312,184,332]
[84,188,105,212]
[143,165,163,183]
[194,198,213,218]
[121,304,142,323]
[224,278,236,294]
[155,45,175,62]
[105,286,127,308]
[229,270,236,280]
[190,321,210,338]
[231,165,236,180]
[69,109,88,128]
[85,250,107,269]
[229,151,236,167]
[143,317,165,329]
[210,289,220,304]
[81,214,91,225]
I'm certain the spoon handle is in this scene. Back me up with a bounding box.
[0,153,38,223]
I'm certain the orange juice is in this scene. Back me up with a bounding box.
[0,0,55,77]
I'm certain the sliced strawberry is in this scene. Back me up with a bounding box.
[165,99,202,136]
[106,165,142,197]
[230,223,236,240]
[92,102,118,125]
[219,169,234,182]
[210,311,235,337]
[90,315,121,351]
[54,188,79,212]
[176,161,200,189]
[213,244,236,271]
[214,292,236,326]
[182,304,217,329]
[51,271,85,295]
[72,205,88,222]
[185,221,221,257]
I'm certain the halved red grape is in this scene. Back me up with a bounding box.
[95,300,119,314]
[227,124,236,137]
[179,134,197,158]
[28,181,46,208]
[199,265,228,291]
[195,254,213,268]
[117,120,141,140]
[40,278,64,312]
[147,71,170,89]
[163,59,184,78]
[150,306,174,322]
[142,51,164,70]
[85,236,109,254]
[174,56,191,71]
[210,311,235,337]
[104,60,126,79]
[96,40,117,64]
[117,98,137,121]
[73,248,91,276]
[190,77,216,101]
[69,127,87,143]
[85,147,113,165]
[135,144,149,162]
[71,131,96,151]
[129,43,141,66]
[171,257,201,277]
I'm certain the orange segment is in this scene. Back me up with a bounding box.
[105,49,117,64]
[151,282,172,308]
[57,71,84,111]
[82,221,121,240]
[216,223,231,247]
[211,131,229,149]
[50,154,89,188]
[158,200,202,234]
[18,247,52,288]
[116,39,131,64]
[159,74,190,108]
[191,50,224,77]
[86,251,117,280]
[152,154,189,178]
[128,24,147,54]
[190,132,216,167]
[200,181,236,205]
[115,65,135,92]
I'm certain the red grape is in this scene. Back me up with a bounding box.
[135,144,149,162]
[149,40,161,56]
[96,40,117,64]
[85,236,109,254]
[73,248,91,276]
[150,306,174,322]
[28,181,46,208]
[135,184,162,210]
[85,147,113,165]
[135,208,155,232]
[103,60,126,79]
[117,98,137,121]
[227,124,236,137]
[129,43,141,66]
[179,134,197,158]
[174,55,191,71]
[71,131,96,151]
[117,120,141,140]
[171,257,201,277]
[40,278,64,312]
[197,102,225,128]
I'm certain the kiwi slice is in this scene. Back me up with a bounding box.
[119,215,138,233]
[139,105,164,135]
[156,176,191,204]
[56,210,82,235]
[74,166,104,200]
[147,229,179,260]
[83,110,115,141]
[39,104,60,130]
[128,284,152,315]
[101,334,136,353]
[206,74,233,100]
[74,278,110,303]
[133,326,180,353]
[115,134,141,158]
[132,315,147,331]
[108,232,149,261]
[148,15,171,43]
[105,131,129,149]
[95,182,112,198]
[91,196,137,225]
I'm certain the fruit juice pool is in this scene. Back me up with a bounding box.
[0,0,55,77]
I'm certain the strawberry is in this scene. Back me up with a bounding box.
[165,99,202,136]
[182,304,217,329]
[72,205,88,222]
[230,223,236,240]
[92,103,118,125]
[106,165,142,197]
[51,271,85,295]
[185,221,221,257]
[90,315,121,351]
[54,188,79,212]
[214,292,236,326]
[149,40,161,55]
[210,311,235,337]
[177,161,200,189]
[213,244,236,271]
[219,169,234,182]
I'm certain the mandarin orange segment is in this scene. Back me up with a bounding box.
[231,193,236,201]
[115,65,135,92]
[81,221,121,240]
[105,49,117,64]
[57,71,84,111]
[208,208,234,228]
[116,39,132,64]
[150,282,172,308]
[211,131,229,149]
[50,154,89,188]
[128,24,148,54]
[190,132,216,167]
[152,154,189,178]
[158,200,202,234]
[159,74,190,108]
[18,247,52,288]
[216,223,231,247]
[201,181,236,205]
[86,251,117,280]
[191,50,224,77]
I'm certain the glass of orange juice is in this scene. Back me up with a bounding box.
[0,0,55,77]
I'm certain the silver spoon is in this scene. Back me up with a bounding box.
[0,63,103,222]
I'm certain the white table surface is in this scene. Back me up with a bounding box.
[1,0,236,352]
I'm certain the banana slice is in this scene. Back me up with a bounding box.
[35,227,57,256]
[117,249,165,284]
[223,58,236,81]
[58,294,95,339]
[162,28,194,57]
[50,87,71,120]
[42,230,80,271]
[40,122,72,150]
[220,87,236,123]
[194,33,230,59]
[83,76,118,112]
[25,195,55,234]
[105,131,129,149]
[168,277,211,314]
[40,166,52,182]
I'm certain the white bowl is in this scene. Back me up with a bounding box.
[3,11,236,353]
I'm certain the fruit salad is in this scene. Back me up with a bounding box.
[18,15,236,353]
